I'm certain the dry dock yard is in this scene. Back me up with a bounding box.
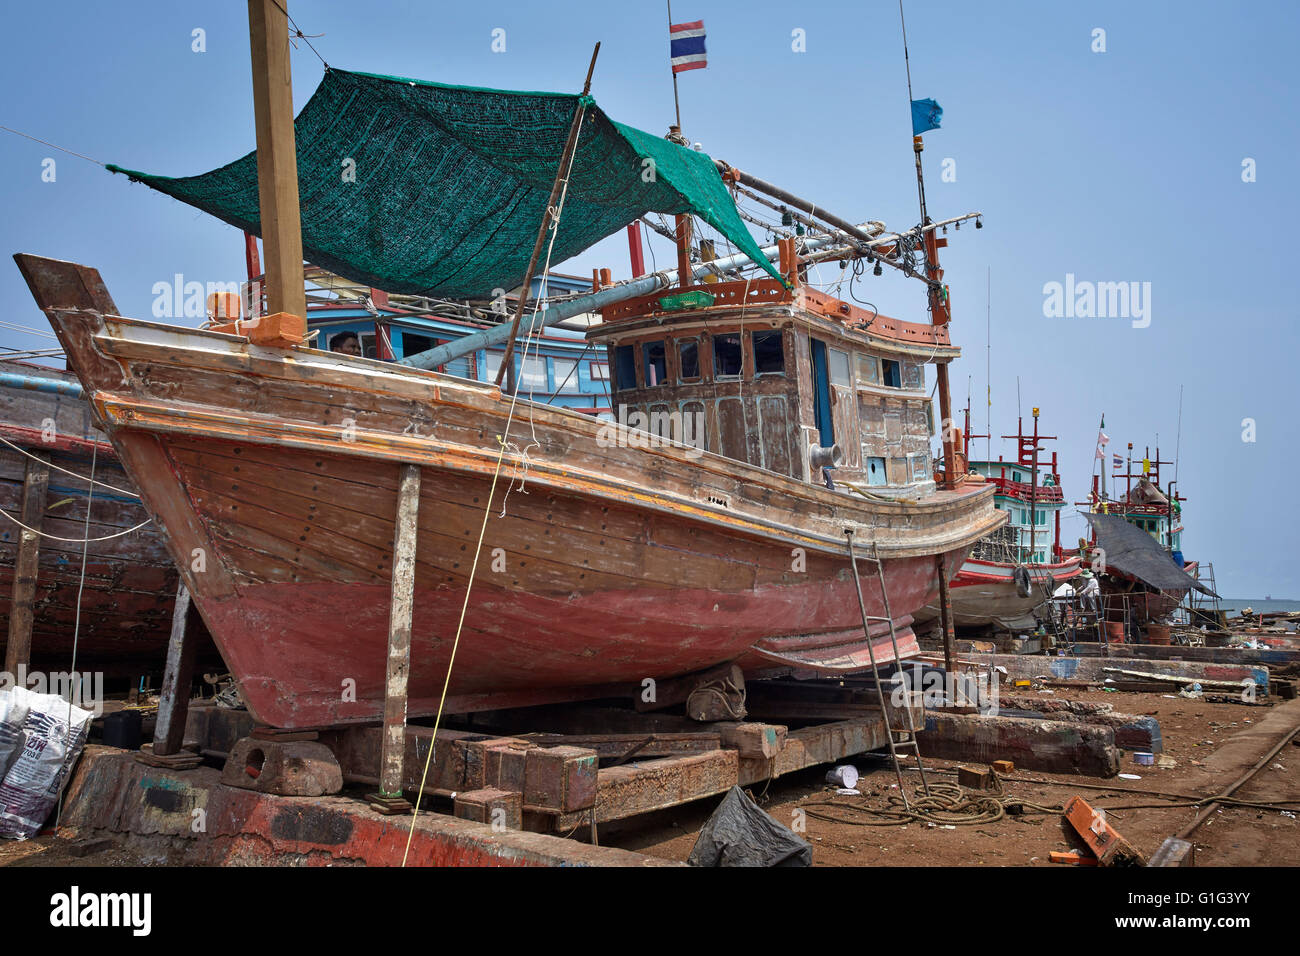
[1,626,1296,870]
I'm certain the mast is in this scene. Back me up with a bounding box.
[247,0,306,321]
[1003,409,1056,565]
[900,1,957,489]
[495,44,601,392]
[666,0,682,129]
[1099,412,1107,502]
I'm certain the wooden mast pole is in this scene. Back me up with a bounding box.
[248,0,306,321]
[495,43,601,392]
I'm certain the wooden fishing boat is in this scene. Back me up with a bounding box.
[16,42,1003,729]
[0,359,186,675]
[20,253,1001,727]
[1073,438,1215,629]
[916,410,1079,632]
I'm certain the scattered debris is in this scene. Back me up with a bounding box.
[1050,850,1098,866]
[1063,794,1146,866]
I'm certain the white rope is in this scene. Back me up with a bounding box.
[0,507,152,542]
[0,434,139,498]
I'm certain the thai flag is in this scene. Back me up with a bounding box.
[670,20,707,74]
[1112,453,1123,470]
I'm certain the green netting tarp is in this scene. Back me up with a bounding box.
[107,68,779,298]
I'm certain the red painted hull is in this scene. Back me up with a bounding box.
[207,550,955,725]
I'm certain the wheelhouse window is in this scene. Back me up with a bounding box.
[713,333,743,378]
[614,345,636,390]
[752,330,785,374]
[643,340,667,386]
[828,347,850,387]
[553,357,581,393]
[590,361,610,383]
[866,456,887,486]
[882,359,902,388]
[678,339,701,381]
[902,361,924,389]
[856,353,880,385]
[520,354,547,391]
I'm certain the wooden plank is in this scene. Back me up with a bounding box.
[1063,794,1145,866]
[4,452,50,675]
[247,0,306,319]
[378,463,421,799]
[152,584,200,756]
[518,733,721,759]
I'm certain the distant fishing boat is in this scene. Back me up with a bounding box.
[916,408,1079,633]
[1074,433,1216,632]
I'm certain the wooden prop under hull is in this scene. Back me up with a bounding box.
[25,258,1003,727]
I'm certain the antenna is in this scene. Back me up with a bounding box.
[986,265,991,464]
[898,0,926,220]
[1174,383,1184,484]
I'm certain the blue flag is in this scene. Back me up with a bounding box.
[911,98,943,135]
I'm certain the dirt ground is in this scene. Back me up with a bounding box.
[0,833,158,867]
[602,691,1300,866]
[2,688,1295,868]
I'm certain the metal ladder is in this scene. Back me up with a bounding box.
[845,530,931,810]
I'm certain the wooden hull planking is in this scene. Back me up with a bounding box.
[38,300,1003,727]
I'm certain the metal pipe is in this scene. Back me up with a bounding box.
[397,227,875,371]
[718,162,882,248]
[0,371,84,397]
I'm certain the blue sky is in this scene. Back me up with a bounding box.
[2,1,1296,597]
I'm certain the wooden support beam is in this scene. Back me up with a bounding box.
[519,732,722,759]
[636,661,744,713]
[152,584,201,757]
[247,0,307,320]
[675,214,693,288]
[374,463,421,807]
[936,554,956,678]
[3,453,50,676]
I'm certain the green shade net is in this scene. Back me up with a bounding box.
[107,68,780,298]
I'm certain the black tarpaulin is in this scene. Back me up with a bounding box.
[1084,513,1218,597]
[687,786,813,867]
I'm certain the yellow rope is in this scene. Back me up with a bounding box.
[400,105,589,866]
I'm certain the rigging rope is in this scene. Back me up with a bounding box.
[0,507,153,543]
[401,99,588,867]
[0,434,140,497]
